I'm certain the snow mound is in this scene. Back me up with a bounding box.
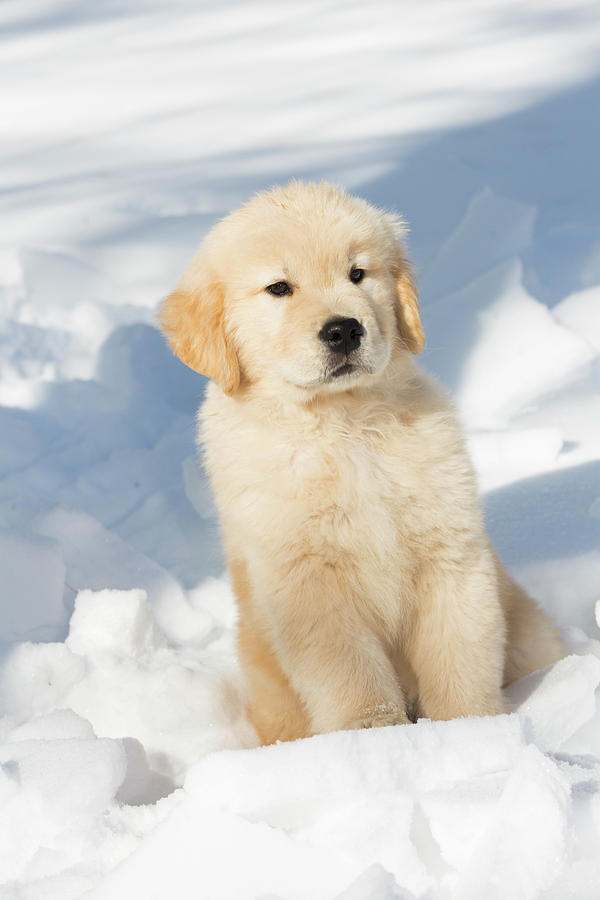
[83,665,600,900]
[1,587,599,899]
[35,507,211,645]
[0,732,127,886]
[1,589,255,790]
[425,259,595,428]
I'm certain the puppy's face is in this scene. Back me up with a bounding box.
[160,183,424,399]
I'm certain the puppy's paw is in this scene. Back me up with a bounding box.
[346,704,410,731]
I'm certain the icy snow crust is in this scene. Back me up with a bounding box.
[1,0,600,897]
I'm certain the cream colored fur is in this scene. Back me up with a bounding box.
[160,181,566,745]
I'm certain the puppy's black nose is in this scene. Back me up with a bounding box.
[319,317,364,354]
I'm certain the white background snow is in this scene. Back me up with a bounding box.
[1,0,600,897]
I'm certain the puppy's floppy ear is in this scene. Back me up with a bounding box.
[159,278,240,395]
[395,263,425,355]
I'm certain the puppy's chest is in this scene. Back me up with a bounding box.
[285,428,394,498]
[237,415,433,548]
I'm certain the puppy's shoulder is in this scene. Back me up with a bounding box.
[388,366,458,434]
[386,366,474,474]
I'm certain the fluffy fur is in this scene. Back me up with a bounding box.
[160,181,565,744]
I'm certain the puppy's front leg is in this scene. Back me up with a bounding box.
[409,548,507,720]
[268,560,409,734]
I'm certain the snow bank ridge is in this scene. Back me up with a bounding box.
[1,589,599,899]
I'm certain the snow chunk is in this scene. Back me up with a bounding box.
[508,654,600,752]
[468,426,564,491]
[7,709,95,743]
[468,427,563,472]
[61,588,253,785]
[0,735,126,884]
[66,588,166,660]
[426,259,595,427]
[0,642,85,720]
[453,744,570,900]
[35,506,210,645]
[1,587,254,794]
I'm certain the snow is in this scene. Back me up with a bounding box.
[0,530,66,640]
[425,256,595,428]
[554,285,600,353]
[1,0,600,896]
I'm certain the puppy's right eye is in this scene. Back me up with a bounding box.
[266,281,292,297]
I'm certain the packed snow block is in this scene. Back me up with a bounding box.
[451,744,571,900]
[466,426,564,491]
[2,736,126,823]
[0,528,66,640]
[424,259,595,427]
[35,506,209,645]
[0,735,127,884]
[7,709,95,743]
[66,588,166,660]
[467,427,563,473]
[187,574,238,631]
[507,654,600,753]
[0,641,85,720]
[58,587,253,786]
[421,187,536,300]
[0,584,251,793]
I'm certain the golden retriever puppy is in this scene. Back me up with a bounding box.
[160,181,565,745]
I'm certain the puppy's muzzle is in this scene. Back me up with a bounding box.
[319,317,364,355]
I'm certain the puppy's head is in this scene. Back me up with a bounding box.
[159,182,424,398]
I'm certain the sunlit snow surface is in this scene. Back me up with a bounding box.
[1,0,600,897]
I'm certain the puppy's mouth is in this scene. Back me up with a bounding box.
[328,362,359,380]
[320,354,377,385]
[292,356,374,390]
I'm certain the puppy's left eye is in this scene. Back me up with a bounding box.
[266,281,292,296]
[349,268,365,284]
